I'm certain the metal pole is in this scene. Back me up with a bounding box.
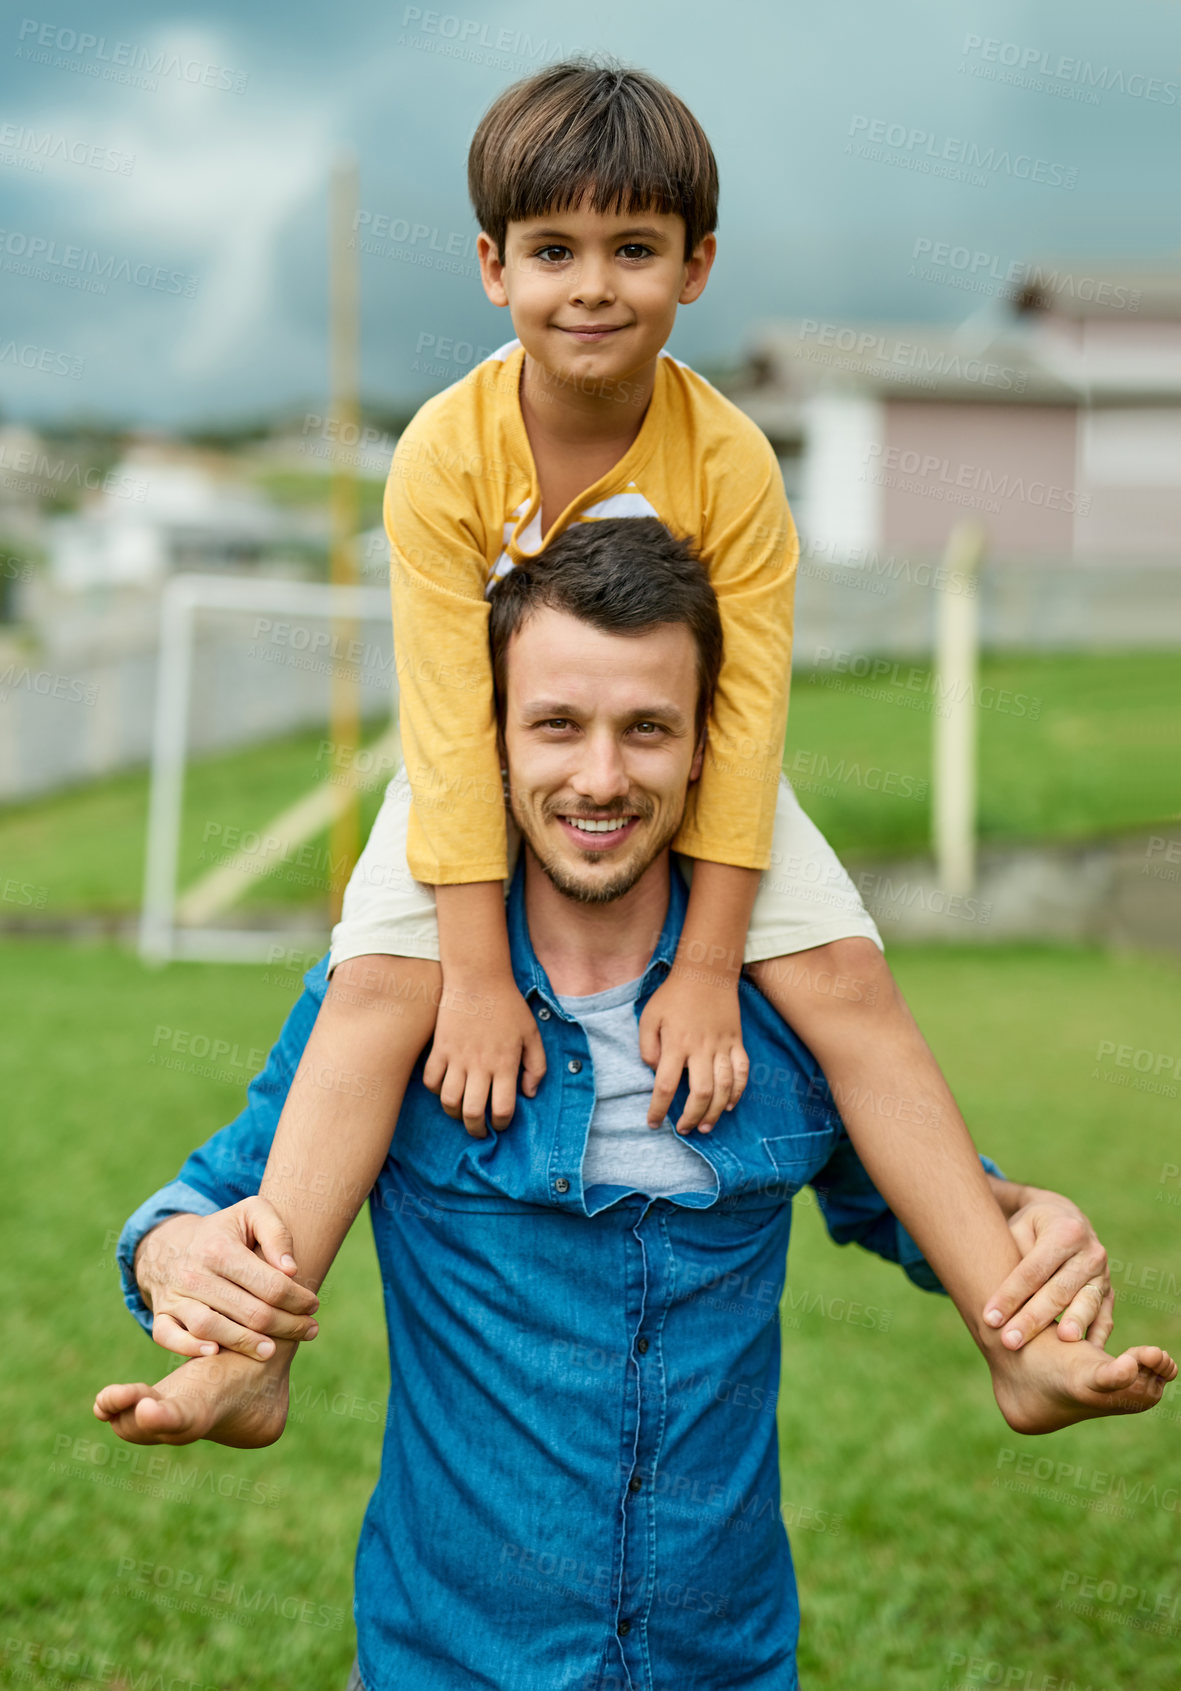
[140,577,195,963]
[329,149,360,922]
[932,521,985,895]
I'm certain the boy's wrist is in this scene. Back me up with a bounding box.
[436,881,513,979]
[666,952,742,995]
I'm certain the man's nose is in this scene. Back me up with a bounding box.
[569,736,629,803]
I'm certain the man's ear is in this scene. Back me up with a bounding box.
[477,231,510,309]
[689,725,707,783]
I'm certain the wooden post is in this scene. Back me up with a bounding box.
[932,521,985,895]
[329,150,360,922]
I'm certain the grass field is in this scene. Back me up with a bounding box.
[0,649,1177,923]
[3,939,1179,1690]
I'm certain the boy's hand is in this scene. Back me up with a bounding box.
[639,967,749,1135]
[423,973,547,1137]
[986,1187,1113,1350]
[136,1201,321,1362]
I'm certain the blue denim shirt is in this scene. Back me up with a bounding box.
[119,860,1000,1691]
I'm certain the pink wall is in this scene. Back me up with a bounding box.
[878,402,1078,554]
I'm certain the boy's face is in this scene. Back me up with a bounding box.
[477,197,715,396]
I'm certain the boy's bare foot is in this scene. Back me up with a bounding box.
[93,1348,291,1448]
[991,1329,1176,1435]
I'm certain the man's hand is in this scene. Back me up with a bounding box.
[136,1200,321,1362]
[987,1185,1112,1350]
[93,1347,292,1448]
[423,972,546,1137]
[639,966,749,1135]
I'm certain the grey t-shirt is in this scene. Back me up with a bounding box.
[554,975,717,1200]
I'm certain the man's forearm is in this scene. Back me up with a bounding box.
[754,943,1023,1363]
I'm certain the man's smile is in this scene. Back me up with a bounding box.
[553,808,643,851]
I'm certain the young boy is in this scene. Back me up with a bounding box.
[152,59,1129,1376]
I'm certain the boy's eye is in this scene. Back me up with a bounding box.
[535,245,570,263]
[618,243,653,260]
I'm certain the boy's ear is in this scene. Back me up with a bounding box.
[678,232,717,307]
[477,231,510,309]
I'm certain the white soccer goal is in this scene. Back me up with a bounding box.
[139,572,394,965]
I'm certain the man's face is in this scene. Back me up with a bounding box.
[477,197,715,397]
[500,605,705,904]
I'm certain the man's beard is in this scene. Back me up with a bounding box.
[509,790,685,906]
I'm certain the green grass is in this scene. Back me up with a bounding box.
[0,651,1176,923]
[0,727,390,921]
[786,648,1181,858]
[2,940,1179,1688]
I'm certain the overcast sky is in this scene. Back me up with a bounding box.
[2,0,1177,428]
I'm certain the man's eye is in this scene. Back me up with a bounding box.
[631,722,662,736]
[539,718,572,731]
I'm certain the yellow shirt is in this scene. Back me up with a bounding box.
[386,338,797,884]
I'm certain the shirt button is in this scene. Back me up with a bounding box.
[567,1058,582,1074]
[537,1006,551,1021]
[554,1177,570,1194]
[617,1620,631,1637]
[636,1337,649,1354]
[628,1475,642,1492]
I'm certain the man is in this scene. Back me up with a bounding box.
[97,522,1174,1691]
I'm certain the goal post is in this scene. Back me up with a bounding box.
[139,572,394,965]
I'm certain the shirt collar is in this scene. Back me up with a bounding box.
[506,850,689,1009]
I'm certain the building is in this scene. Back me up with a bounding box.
[726,263,1181,563]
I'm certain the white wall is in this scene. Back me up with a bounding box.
[797,394,884,555]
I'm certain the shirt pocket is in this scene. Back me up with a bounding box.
[760,1128,839,1191]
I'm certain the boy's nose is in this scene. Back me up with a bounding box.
[568,262,615,309]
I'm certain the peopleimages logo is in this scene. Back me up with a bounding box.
[15,19,249,92]
[0,228,197,295]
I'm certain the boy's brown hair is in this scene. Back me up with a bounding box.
[468,55,719,262]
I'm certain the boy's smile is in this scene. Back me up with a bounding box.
[477,197,715,405]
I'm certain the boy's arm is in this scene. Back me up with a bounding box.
[754,939,1176,1432]
[426,882,547,1136]
[812,1138,1113,1344]
[640,861,759,1133]
[384,425,509,887]
[640,430,797,1133]
[671,430,797,873]
[117,966,330,1353]
[384,424,546,1129]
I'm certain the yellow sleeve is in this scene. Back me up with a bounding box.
[385,427,509,885]
[671,440,797,872]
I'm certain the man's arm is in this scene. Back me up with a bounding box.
[981,1176,1114,1348]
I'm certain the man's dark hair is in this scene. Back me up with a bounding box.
[468,55,719,263]
[488,517,723,735]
